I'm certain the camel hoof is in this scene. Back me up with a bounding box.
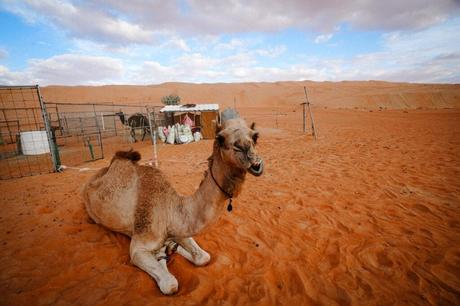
[158,277,179,295]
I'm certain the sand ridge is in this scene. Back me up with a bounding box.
[41,81,460,110]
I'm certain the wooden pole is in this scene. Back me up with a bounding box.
[303,86,317,140]
[302,103,306,133]
[275,109,278,129]
[93,103,104,159]
[147,107,158,168]
[100,112,105,131]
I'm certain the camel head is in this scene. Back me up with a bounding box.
[115,111,126,125]
[215,118,264,176]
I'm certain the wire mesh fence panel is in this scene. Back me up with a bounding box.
[0,86,56,179]
[237,105,305,133]
[45,102,164,167]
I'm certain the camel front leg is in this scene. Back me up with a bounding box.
[130,235,178,295]
[141,128,147,141]
[175,237,211,266]
[130,128,137,142]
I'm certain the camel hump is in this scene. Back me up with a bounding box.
[113,150,141,163]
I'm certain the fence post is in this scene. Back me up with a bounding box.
[301,102,307,133]
[303,86,317,140]
[36,85,61,171]
[147,107,158,168]
[93,104,104,159]
[113,112,117,136]
[55,105,62,136]
[2,109,13,143]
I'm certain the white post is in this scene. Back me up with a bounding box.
[147,108,158,168]
[100,112,105,130]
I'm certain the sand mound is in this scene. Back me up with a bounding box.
[41,81,460,110]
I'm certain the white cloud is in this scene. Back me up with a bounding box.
[3,0,459,46]
[123,19,460,84]
[0,65,26,85]
[314,33,333,44]
[346,20,460,83]
[2,0,155,45]
[111,0,460,33]
[160,37,191,52]
[215,38,246,51]
[254,45,287,58]
[0,54,124,85]
[1,17,459,85]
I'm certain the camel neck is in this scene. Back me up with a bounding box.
[171,153,245,238]
[209,163,233,199]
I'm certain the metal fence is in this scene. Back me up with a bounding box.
[1,85,311,179]
[45,102,164,168]
[0,85,166,179]
[0,85,59,179]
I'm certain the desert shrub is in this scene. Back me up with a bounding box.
[161,94,181,105]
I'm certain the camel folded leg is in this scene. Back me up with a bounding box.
[174,237,211,266]
[130,235,178,295]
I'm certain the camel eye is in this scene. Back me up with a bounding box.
[233,145,243,152]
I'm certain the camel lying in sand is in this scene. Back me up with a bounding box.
[82,111,264,295]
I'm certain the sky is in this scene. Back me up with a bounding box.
[0,0,459,86]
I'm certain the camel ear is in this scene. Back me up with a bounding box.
[216,132,225,147]
[252,132,259,144]
[215,122,222,133]
[250,122,256,130]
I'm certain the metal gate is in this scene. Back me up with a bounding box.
[0,85,59,179]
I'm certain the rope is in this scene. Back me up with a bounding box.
[58,159,158,173]
[209,166,234,212]
[58,165,99,172]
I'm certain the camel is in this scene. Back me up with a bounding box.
[115,112,150,142]
[82,110,264,295]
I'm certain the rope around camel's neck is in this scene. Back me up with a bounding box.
[207,153,246,212]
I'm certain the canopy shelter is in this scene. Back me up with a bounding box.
[160,104,219,139]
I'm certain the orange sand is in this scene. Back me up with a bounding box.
[41,81,460,110]
[1,82,460,305]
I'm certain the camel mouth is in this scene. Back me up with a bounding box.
[248,159,264,176]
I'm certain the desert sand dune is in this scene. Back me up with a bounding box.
[41,81,460,110]
[0,106,459,305]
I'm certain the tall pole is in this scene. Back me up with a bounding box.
[36,85,61,171]
[303,86,317,140]
[302,103,306,133]
[275,109,278,129]
[93,103,104,159]
[147,107,158,168]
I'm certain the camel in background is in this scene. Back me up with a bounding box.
[115,112,150,142]
[82,109,264,295]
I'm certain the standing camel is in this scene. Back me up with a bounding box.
[82,110,264,294]
[115,112,150,142]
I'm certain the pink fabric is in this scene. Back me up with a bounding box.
[182,114,194,127]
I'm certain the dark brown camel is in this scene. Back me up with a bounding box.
[115,112,150,142]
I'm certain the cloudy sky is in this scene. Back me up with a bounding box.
[0,0,459,85]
